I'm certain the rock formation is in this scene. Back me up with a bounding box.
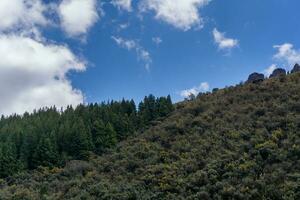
[291,63,300,73]
[247,73,264,83]
[270,68,286,78]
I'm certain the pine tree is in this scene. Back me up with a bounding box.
[104,122,117,149]
[0,142,20,178]
[166,95,174,113]
[19,131,38,170]
[92,120,117,154]
[67,118,91,160]
[129,99,137,115]
[138,94,159,126]
[156,95,174,117]
[32,134,58,168]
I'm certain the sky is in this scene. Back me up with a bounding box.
[0,0,300,116]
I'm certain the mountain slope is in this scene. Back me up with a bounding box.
[1,73,300,200]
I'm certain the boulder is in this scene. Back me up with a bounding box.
[291,63,300,73]
[247,73,264,83]
[270,68,286,78]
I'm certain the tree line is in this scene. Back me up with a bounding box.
[0,95,173,178]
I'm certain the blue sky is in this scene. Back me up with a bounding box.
[0,0,300,115]
[67,0,300,102]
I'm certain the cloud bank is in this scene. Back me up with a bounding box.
[0,0,89,115]
[0,0,48,32]
[0,35,86,115]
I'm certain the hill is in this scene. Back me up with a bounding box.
[1,72,300,199]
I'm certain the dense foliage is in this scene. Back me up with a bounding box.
[1,73,300,200]
[0,95,173,177]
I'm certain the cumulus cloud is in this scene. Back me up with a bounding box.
[180,82,210,98]
[140,0,210,31]
[0,34,86,116]
[213,28,238,50]
[263,64,277,77]
[112,0,132,11]
[111,36,152,70]
[58,0,99,37]
[0,0,48,32]
[0,0,91,116]
[273,43,300,66]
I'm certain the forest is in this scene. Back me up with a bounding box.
[0,95,174,178]
[0,71,300,199]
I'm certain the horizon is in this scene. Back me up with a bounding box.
[1,0,300,115]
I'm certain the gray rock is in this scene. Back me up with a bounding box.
[291,63,300,73]
[247,73,265,83]
[270,68,286,78]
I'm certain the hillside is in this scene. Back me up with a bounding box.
[1,72,300,199]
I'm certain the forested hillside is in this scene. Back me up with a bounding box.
[0,95,173,177]
[1,72,300,199]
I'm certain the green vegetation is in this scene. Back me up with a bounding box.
[0,95,174,177]
[1,73,300,199]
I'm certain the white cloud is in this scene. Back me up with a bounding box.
[213,28,238,50]
[152,37,162,45]
[273,43,300,66]
[180,82,210,98]
[0,0,88,116]
[0,0,48,32]
[112,36,136,50]
[112,0,132,11]
[111,36,152,70]
[118,23,130,30]
[140,0,210,31]
[263,64,277,77]
[0,34,86,116]
[58,0,99,37]
[263,44,300,77]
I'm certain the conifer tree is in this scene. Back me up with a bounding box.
[32,134,58,168]
[0,142,20,178]
[92,120,117,154]
[104,122,117,149]
[67,119,91,160]
[166,95,174,113]
[19,131,38,169]
[156,95,174,117]
[138,94,162,126]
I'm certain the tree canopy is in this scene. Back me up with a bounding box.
[0,95,173,177]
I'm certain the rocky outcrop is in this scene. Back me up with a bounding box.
[247,73,264,83]
[291,63,300,73]
[270,68,286,78]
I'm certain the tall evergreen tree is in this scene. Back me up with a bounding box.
[0,142,20,178]
[92,120,117,154]
[32,134,58,168]
[20,131,38,169]
[156,95,174,117]
[67,119,91,160]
